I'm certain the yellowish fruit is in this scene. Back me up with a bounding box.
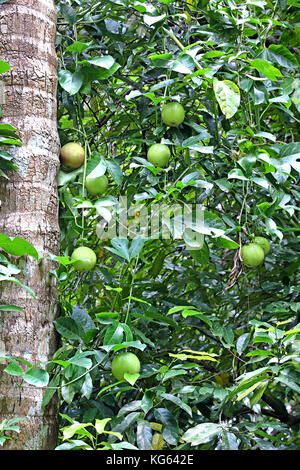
[60,142,85,169]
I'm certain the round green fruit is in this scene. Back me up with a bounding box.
[60,142,85,169]
[85,175,108,196]
[71,246,97,272]
[111,352,141,381]
[161,102,185,127]
[241,243,265,268]
[147,144,170,168]
[253,236,270,255]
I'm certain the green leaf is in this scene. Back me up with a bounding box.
[236,333,251,355]
[153,408,179,445]
[65,41,91,54]
[182,423,222,446]
[0,234,38,259]
[267,45,299,68]
[111,412,141,434]
[103,321,124,345]
[245,350,274,357]
[118,400,142,416]
[71,306,96,333]
[54,317,83,340]
[227,168,249,181]
[0,59,10,74]
[161,369,187,382]
[136,420,152,450]
[124,372,140,385]
[94,62,121,80]
[58,168,82,186]
[0,275,36,298]
[108,238,130,261]
[42,374,60,410]
[58,69,84,95]
[95,418,111,434]
[100,340,146,353]
[236,380,268,401]
[88,56,115,69]
[249,59,283,81]
[4,361,23,376]
[141,391,154,413]
[213,79,240,118]
[59,4,77,26]
[67,354,93,369]
[171,54,195,74]
[275,372,300,394]
[55,440,92,450]
[159,392,193,417]
[23,368,49,387]
[0,305,24,312]
[181,310,212,328]
[105,158,123,185]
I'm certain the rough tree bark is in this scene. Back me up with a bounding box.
[0,0,60,449]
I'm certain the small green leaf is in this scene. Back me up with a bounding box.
[4,361,23,376]
[0,59,10,74]
[236,380,268,401]
[66,41,91,54]
[124,372,140,385]
[23,368,49,387]
[0,305,24,312]
[95,418,111,434]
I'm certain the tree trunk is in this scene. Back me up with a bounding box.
[0,0,60,449]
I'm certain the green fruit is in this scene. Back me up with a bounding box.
[253,236,270,255]
[111,352,140,381]
[147,144,170,168]
[71,246,97,272]
[60,142,85,169]
[85,175,108,195]
[241,243,265,268]
[161,102,185,127]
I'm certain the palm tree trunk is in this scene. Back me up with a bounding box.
[0,0,60,449]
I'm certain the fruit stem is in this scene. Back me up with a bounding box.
[162,27,203,71]
[124,255,139,325]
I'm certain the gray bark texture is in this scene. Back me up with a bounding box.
[0,0,60,449]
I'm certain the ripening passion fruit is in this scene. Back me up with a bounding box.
[147,143,170,168]
[60,142,85,169]
[241,243,265,268]
[253,236,271,255]
[161,102,185,127]
[111,352,141,381]
[71,246,97,272]
[85,175,108,196]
